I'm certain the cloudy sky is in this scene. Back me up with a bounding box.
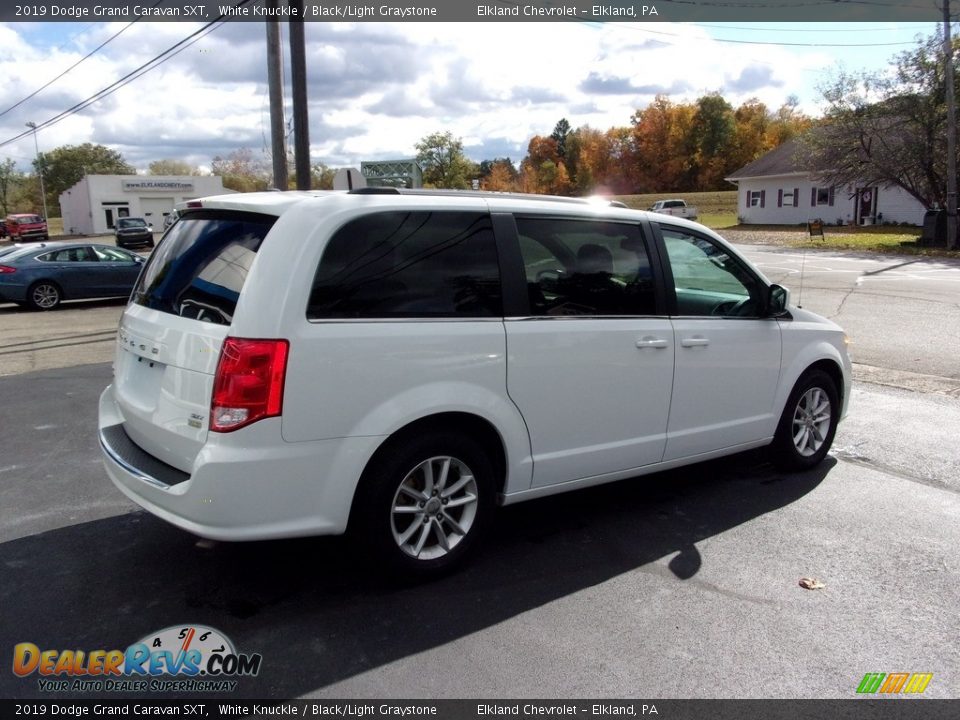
[0,20,937,173]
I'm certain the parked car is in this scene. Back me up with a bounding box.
[0,241,145,310]
[98,189,851,576]
[162,210,179,231]
[4,213,49,242]
[0,220,7,238]
[114,217,154,249]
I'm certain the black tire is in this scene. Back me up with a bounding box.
[26,281,62,311]
[352,432,495,577]
[771,369,839,471]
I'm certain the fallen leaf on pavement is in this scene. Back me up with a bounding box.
[799,577,826,590]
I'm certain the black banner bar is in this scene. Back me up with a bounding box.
[1,700,958,720]
[0,0,945,23]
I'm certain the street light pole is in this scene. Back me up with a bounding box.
[944,0,957,250]
[25,122,49,220]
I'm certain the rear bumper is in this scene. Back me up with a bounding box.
[12,230,47,241]
[0,281,27,303]
[98,384,384,541]
[116,234,153,246]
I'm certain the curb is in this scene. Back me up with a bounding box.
[852,363,960,398]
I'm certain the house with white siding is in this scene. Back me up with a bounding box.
[725,139,927,226]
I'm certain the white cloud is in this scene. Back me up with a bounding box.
[0,21,928,172]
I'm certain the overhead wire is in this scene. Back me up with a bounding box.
[0,17,145,121]
[0,0,253,151]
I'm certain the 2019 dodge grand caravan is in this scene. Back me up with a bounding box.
[99,189,851,575]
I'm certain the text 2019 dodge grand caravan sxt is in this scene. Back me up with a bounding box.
[99,189,851,575]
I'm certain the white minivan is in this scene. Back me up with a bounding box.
[99,189,851,575]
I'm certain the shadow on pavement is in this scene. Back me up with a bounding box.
[1,447,832,699]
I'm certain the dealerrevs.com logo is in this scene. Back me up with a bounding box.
[13,625,262,693]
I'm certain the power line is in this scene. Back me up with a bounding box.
[0,1,252,151]
[692,22,932,32]
[616,22,924,47]
[0,16,147,121]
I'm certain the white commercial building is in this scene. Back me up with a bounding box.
[59,175,231,235]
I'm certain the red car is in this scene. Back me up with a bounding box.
[4,213,49,242]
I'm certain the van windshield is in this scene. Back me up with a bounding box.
[131,210,276,325]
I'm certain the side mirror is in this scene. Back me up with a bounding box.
[766,284,790,317]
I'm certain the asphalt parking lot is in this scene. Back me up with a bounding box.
[1,242,958,700]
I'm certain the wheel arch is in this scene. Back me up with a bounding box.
[27,278,65,304]
[347,411,508,529]
[804,358,846,408]
[776,338,851,422]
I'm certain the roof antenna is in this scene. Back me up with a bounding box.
[797,238,807,309]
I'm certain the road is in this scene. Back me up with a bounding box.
[740,246,960,383]
[1,244,959,699]
[0,364,957,699]
[3,244,959,392]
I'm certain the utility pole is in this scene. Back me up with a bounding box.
[25,122,49,220]
[944,0,957,249]
[265,8,288,190]
[289,0,311,190]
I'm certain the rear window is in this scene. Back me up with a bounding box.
[131,210,276,325]
[1,246,43,262]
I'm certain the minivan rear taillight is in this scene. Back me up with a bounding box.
[210,338,289,432]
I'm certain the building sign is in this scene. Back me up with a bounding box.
[122,180,194,192]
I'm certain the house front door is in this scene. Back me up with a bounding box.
[858,187,876,223]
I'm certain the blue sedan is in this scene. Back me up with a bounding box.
[0,242,146,310]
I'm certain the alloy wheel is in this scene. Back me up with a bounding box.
[791,387,832,457]
[31,283,60,309]
[390,455,479,560]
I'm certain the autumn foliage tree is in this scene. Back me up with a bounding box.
[514,96,811,196]
[148,159,201,176]
[211,148,271,192]
[478,158,519,191]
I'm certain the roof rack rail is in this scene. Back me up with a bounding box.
[346,187,628,207]
[349,187,400,194]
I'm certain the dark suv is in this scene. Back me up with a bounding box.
[114,217,154,249]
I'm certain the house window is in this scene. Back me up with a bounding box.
[778,188,800,208]
[812,187,835,206]
[748,190,765,208]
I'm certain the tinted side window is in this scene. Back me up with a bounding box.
[51,247,96,262]
[308,211,501,319]
[515,217,655,316]
[660,226,762,317]
[132,210,276,325]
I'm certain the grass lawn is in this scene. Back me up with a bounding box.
[752,228,933,254]
[611,191,957,256]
